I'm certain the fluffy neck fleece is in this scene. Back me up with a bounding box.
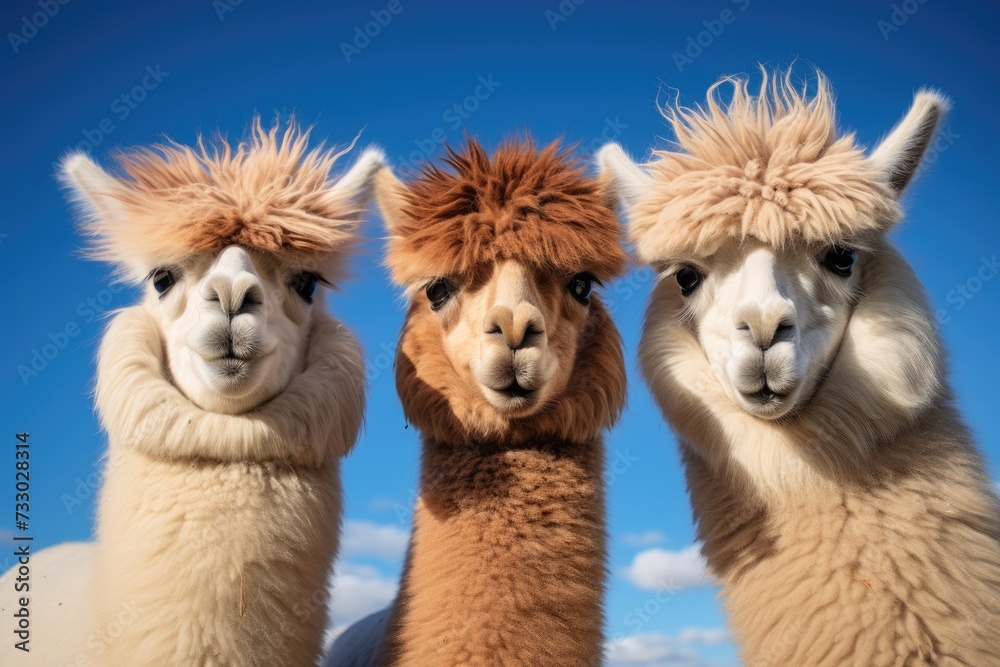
[91,306,364,666]
[97,306,362,466]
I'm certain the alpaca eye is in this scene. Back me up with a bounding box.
[822,245,856,277]
[150,268,176,296]
[425,279,456,310]
[290,272,320,303]
[675,266,702,296]
[568,273,595,305]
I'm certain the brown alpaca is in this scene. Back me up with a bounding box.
[326,140,627,667]
[600,71,1000,666]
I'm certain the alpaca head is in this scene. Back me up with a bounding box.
[377,140,627,444]
[62,121,384,414]
[600,71,947,423]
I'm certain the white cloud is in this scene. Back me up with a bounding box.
[328,562,397,629]
[623,530,667,547]
[606,628,730,666]
[340,520,409,561]
[623,544,710,591]
[676,627,729,646]
[992,480,1000,496]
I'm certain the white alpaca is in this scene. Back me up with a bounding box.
[0,122,382,666]
[599,72,1000,665]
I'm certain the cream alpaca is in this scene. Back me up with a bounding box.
[0,121,380,666]
[327,140,627,667]
[600,71,1000,665]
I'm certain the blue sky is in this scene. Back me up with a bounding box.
[2,1,999,665]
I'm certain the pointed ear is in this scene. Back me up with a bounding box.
[60,152,128,228]
[328,146,387,205]
[59,152,150,279]
[595,142,652,212]
[372,166,411,235]
[869,89,950,196]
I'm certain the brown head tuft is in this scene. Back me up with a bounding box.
[385,138,626,286]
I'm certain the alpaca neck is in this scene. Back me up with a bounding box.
[381,435,607,667]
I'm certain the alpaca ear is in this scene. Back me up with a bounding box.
[60,152,128,228]
[327,146,387,207]
[372,166,411,235]
[59,152,148,278]
[869,89,951,196]
[596,142,652,212]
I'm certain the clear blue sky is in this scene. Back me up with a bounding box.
[2,1,998,665]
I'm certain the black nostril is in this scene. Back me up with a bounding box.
[774,322,795,339]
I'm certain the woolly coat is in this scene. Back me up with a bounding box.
[1,305,365,667]
[641,223,1000,667]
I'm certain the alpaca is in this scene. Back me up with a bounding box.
[598,71,1000,665]
[326,139,628,667]
[0,121,381,666]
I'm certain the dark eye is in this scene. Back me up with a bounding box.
[290,272,320,303]
[568,273,596,305]
[150,268,175,296]
[822,245,856,277]
[675,266,702,296]
[425,279,456,310]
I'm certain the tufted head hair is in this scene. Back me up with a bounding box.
[381,138,626,288]
[599,70,947,263]
[60,117,385,282]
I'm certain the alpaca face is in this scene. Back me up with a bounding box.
[144,245,324,414]
[412,260,590,419]
[60,121,386,416]
[653,240,860,419]
[379,140,627,442]
[598,72,949,437]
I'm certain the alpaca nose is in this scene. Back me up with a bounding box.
[201,246,265,317]
[735,300,796,351]
[203,272,264,317]
[483,304,545,351]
